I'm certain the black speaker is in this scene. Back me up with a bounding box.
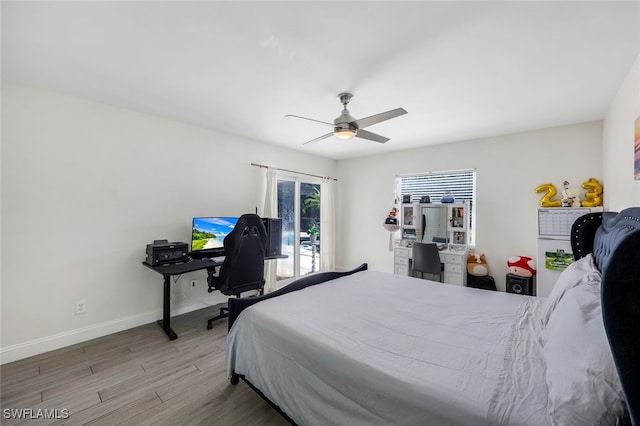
[262,217,282,257]
[506,273,534,296]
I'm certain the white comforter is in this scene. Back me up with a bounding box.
[227,270,550,426]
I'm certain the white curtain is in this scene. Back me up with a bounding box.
[320,178,336,271]
[263,168,278,293]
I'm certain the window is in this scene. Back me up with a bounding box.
[396,169,476,245]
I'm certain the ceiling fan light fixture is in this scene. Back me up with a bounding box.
[334,128,357,140]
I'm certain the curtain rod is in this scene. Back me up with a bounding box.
[251,162,338,182]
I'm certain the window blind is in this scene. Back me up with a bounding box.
[397,169,476,244]
[399,170,475,204]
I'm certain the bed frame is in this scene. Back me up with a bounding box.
[571,207,640,425]
[228,208,640,425]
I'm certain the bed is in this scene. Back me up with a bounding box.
[225,208,640,426]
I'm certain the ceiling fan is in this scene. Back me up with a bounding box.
[286,92,407,145]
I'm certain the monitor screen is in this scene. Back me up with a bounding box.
[191,217,239,252]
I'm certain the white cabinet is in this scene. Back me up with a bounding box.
[401,204,420,229]
[447,203,469,246]
[394,245,467,286]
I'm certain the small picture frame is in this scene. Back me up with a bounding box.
[402,194,412,203]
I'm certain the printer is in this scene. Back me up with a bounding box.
[145,240,189,265]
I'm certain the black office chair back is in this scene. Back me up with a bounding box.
[217,214,267,295]
[412,242,442,282]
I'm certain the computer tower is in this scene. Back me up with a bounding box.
[262,217,282,257]
[506,273,535,296]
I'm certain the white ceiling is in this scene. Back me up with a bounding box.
[2,1,639,160]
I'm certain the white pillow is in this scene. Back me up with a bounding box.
[539,253,601,329]
[542,278,625,426]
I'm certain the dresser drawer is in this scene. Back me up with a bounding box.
[395,256,409,266]
[444,272,464,286]
[444,263,463,273]
[395,248,410,258]
[442,253,464,265]
[395,264,409,275]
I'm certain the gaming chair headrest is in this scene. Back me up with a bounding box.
[223,214,267,253]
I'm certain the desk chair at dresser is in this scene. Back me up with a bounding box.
[412,242,443,282]
[206,214,267,330]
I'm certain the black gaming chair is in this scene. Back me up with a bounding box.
[206,214,267,330]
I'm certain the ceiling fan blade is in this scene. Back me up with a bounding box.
[303,132,334,145]
[351,107,408,129]
[285,114,334,127]
[356,129,390,144]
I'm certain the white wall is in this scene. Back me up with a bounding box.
[602,53,640,211]
[337,121,603,291]
[0,83,337,363]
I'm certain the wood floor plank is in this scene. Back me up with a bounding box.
[98,363,198,402]
[117,387,223,426]
[2,366,93,397]
[7,390,101,426]
[0,365,39,383]
[78,393,162,426]
[209,382,290,426]
[193,350,226,372]
[41,365,145,401]
[0,389,42,411]
[89,341,179,374]
[1,305,289,426]
[38,346,132,375]
[141,340,221,375]
[1,346,86,374]
[155,363,223,402]
[48,393,159,426]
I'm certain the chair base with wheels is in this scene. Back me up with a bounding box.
[207,305,229,330]
[206,290,263,330]
[206,271,265,329]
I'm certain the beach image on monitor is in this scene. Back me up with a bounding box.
[191,217,238,251]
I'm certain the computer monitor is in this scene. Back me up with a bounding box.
[191,217,238,256]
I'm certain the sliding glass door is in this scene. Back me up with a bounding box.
[276,177,321,280]
[277,179,296,280]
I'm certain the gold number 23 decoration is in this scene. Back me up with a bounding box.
[581,178,603,207]
[535,183,562,207]
[535,179,603,208]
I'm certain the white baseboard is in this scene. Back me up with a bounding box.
[0,302,212,365]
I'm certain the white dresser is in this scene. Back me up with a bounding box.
[394,245,467,286]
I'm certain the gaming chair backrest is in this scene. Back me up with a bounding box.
[218,214,267,295]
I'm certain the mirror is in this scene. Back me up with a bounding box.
[421,205,448,244]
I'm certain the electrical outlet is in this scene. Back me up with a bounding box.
[75,300,86,315]
[190,279,197,288]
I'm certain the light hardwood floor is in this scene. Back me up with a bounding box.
[0,305,290,425]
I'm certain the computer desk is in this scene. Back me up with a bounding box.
[143,259,222,340]
[143,254,286,340]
